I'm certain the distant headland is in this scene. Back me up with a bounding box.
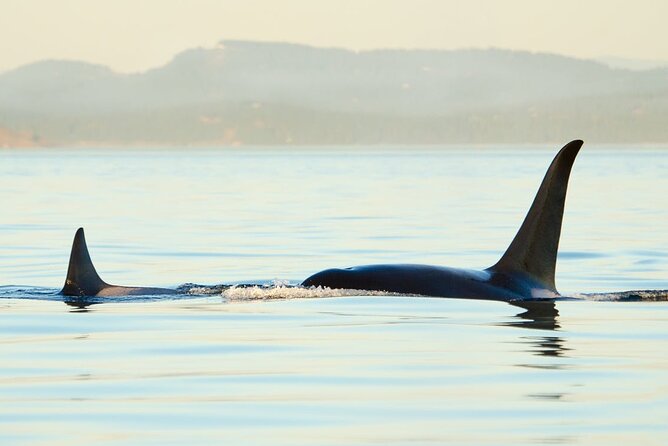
[1,40,667,147]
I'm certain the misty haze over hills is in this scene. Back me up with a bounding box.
[1,40,667,146]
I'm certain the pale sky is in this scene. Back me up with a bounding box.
[1,0,667,73]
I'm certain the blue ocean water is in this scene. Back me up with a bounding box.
[0,146,667,445]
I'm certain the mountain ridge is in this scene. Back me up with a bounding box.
[1,40,667,146]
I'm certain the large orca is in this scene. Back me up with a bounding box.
[302,140,584,301]
[61,228,176,297]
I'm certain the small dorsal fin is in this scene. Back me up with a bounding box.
[489,140,583,292]
[61,228,109,296]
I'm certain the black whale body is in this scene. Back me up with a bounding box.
[302,140,584,301]
[302,265,555,301]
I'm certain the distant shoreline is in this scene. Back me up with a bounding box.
[3,41,667,147]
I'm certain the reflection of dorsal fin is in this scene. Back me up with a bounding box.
[489,140,583,292]
[61,228,109,296]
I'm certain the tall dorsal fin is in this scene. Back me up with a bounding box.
[61,228,109,296]
[489,140,583,292]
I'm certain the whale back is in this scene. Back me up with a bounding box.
[489,140,583,292]
[61,228,109,296]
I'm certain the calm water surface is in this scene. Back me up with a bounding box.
[0,146,667,445]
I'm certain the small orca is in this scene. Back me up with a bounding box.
[302,140,584,301]
[60,228,177,297]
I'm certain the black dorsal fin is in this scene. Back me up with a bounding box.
[61,228,109,296]
[489,140,583,291]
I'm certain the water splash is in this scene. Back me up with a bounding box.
[576,289,668,302]
[178,282,407,301]
[223,285,406,301]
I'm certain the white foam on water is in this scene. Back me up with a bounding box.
[222,285,406,301]
[575,289,668,302]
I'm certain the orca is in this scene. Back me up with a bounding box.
[60,228,176,297]
[302,140,584,301]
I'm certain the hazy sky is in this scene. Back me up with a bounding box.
[1,0,667,73]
